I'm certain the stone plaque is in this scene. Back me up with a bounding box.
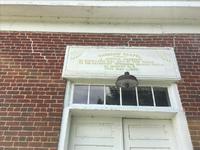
[62,46,181,81]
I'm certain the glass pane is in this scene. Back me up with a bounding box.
[105,86,120,105]
[89,85,104,104]
[73,85,88,104]
[138,87,153,106]
[122,88,137,106]
[154,87,170,106]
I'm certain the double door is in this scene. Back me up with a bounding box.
[68,117,177,150]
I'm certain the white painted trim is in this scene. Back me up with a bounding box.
[70,104,177,114]
[151,86,156,107]
[62,46,70,79]
[120,88,122,106]
[70,83,180,108]
[57,108,71,150]
[104,85,106,105]
[70,83,175,108]
[172,112,193,150]
[1,21,200,34]
[168,84,181,110]
[2,1,200,7]
[64,82,72,108]
[171,84,193,150]
[87,85,90,104]
[58,83,193,150]
[69,84,74,105]
[135,87,139,106]
[58,82,72,150]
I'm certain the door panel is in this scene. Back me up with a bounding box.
[131,149,170,150]
[75,145,113,150]
[123,119,177,150]
[69,117,177,150]
[75,123,113,138]
[128,125,168,139]
[68,117,123,150]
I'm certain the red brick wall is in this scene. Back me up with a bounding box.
[0,32,200,150]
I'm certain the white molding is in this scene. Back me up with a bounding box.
[171,84,193,150]
[58,83,193,150]
[57,108,71,150]
[64,82,72,107]
[70,104,177,113]
[69,105,177,119]
[58,82,71,150]
[1,21,200,34]
[70,85,74,106]
[2,1,200,7]
[172,112,193,150]
[1,0,200,32]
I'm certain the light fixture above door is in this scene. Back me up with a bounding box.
[115,72,138,89]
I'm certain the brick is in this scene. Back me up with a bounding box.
[0,31,200,149]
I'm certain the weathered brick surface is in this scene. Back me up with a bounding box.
[0,32,200,150]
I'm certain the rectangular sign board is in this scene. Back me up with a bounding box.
[62,46,181,81]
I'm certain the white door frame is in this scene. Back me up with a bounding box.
[58,82,193,150]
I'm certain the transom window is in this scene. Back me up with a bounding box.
[72,85,170,107]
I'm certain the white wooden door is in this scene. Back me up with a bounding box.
[68,117,123,150]
[69,117,178,150]
[123,119,177,150]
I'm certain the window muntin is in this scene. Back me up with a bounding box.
[72,84,171,107]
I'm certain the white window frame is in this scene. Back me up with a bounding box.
[69,82,178,114]
[58,81,193,150]
[70,83,172,108]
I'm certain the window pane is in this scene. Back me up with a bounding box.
[154,87,170,106]
[138,87,153,106]
[89,85,104,104]
[122,88,137,106]
[105,86,120,105]
[73,85,88,104]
